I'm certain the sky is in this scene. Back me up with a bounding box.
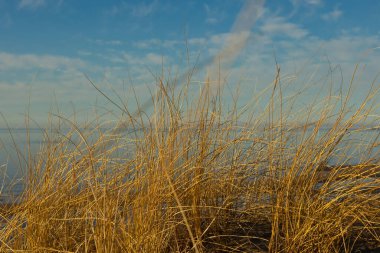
[0,0,379,127]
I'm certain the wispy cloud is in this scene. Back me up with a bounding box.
[0,71,100,127]
[122,52,168,66]
[188,37,207,46]
[206,17,219,25]
[305,0,322,5]
[133,39,160,49]
[291,0,323,7]
[131,0,158,17]
[289,0,323,17]
[208,31,251,58]
[91,39,123,46]
[322,7,343,21]
[233,32,379,97]
[203,3,225,25]
[145,53,164,65]
[0,52,86,70]
[260,16,308,39]
[133,38,180,49]
[18,0,45,10]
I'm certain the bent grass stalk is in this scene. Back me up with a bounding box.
[0,65,379,252]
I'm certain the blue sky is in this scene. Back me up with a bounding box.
[0,0,379,127]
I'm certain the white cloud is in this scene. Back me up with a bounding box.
[289,0,323,17]
[188,38,207,46]
[0,52,86,70]
[2,31,379,128]
[203,3,225,25]
[206,17,219,24]
[122,52,167,66]
[18,0,45,10]
[322,7,343,21]
[210,32,250,55]
[291,0,323,7]
[133,39,161,49]
[0,81,29,90]
[260,17,308,39]
[0,75,101,127]
[146,53,163,65]
[131,0,158,17]
[229,32,380,112]
[3,1,380,127]
[92,39,123,46]
[306,0,322,5]
[133,39,180,49]
[320,35,379,63]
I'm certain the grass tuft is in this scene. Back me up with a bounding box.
[1,66,380,252]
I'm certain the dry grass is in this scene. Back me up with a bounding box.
[1,67,380,252]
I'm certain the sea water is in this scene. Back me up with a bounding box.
[0,127,379,201]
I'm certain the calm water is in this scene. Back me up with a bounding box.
[0,127,379,199]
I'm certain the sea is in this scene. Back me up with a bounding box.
[0,127,379,202]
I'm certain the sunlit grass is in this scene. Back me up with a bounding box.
[0,66,380,252]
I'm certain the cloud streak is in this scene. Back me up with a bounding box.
[208,0,265,79]
[260,16,308,39]
[0,52,86,70]
[322,7,343,21]
[18,0,45,10]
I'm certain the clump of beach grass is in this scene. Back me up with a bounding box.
[0,65,380,252]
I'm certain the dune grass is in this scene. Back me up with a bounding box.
[1,66,380,252]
